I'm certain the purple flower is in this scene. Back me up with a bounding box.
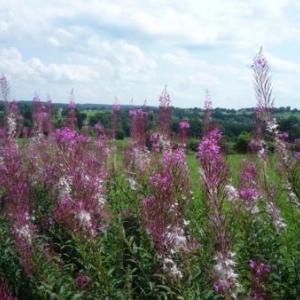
[252,50,268,69]
[113,102,121,112]
[249,139,265,153]
[249,259,271,299]
[150,173,169,189]
[159,86,171,137]
[68,101,76,109]
[94,122,103,133]
[0,128,6,138]
[213,280,231,292]
[238,188,258,204]
[75,271,91,288]
[179,120,190,146]
[197,129,222,166]
[55,127,78,147]
[159,85,170,107]
[278,132,289,140]
[129,108,148,149]
[179,120,190,129]
[0,280,17,300]
[10,100,19,112]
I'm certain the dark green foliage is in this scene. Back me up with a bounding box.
[235,132,252,153]
[0,217,34,299]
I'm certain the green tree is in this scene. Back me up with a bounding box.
[234,132,251,153]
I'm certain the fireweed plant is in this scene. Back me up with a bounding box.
[1,48,300,299]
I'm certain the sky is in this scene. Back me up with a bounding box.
[0,0,300,109]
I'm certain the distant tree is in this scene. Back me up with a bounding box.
[278,116,300,141]
[188,120,202,138]
[76,111,87,129]
[234,132,251,153]
[212,108,225,120]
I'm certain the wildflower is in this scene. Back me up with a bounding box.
[150,173,169,189]
[197,128,226,187]
[249,139,265,154]
[265,202,287,231]
[159,85,171,137]
[252,47,274,116]
[213,251,240,297]
[14,223,34,245]
[203,90,212,135]
[165,225,187,254]
[7,114,17,137]
[252,53,267,69]
[249,259,271,300]
[128,176,137,190]
[68,101,76,109]
[266,118,278,133]
[111,98,120,139]
[0,280,17,300]
[225,184,239,203]
[77,209,92,227]
[75,271,91,288]
[112,101,121,112]
[55,127,78,148]
[179,119,189,146]
[159,85,170,107]
[150,132,161,152]
[0,74,10,101]
[179,120,190,129]
[278,132,289,140]
[142,196,166,254]
[129,108,148,149]
[58,176,72,198]
[94,122,104,135]
[238,188,258,205]
[163,257,183,279]
[0,128,6,139]
[249,259,270,276]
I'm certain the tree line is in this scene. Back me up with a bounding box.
[1,101,300,153]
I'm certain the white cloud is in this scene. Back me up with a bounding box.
[267,53,300,73]
[189,72,221,86]
[0,0,300,108]
[48,36,60,47]
[0,47,99,82]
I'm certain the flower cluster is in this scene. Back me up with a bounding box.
[129,108,148,149]
[31,94,49,139]
[203,90,212,135]
[0,280,17,300]
[142,143,191,278]
[55,127,79,148]
[111,99,120,139]
[213,251,241,298]
[179,120,190,130]
[249,259,271,300]
[150,132,171,153]
[0,74,10,101]
[179,120,189,146]
[159,86,171,137]
[265,202,287,232]
[295,138,300,160]
[252,49,268,69]
[75,270,91,289]
[64,92,77,129]
[237,160,260,214]
[123,106,150,178]
[197,128,226,187]
[52,127,109,237]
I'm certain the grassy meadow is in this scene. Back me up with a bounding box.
[1,51,300,300]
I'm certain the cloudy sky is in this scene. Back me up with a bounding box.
[0,0,300,108]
